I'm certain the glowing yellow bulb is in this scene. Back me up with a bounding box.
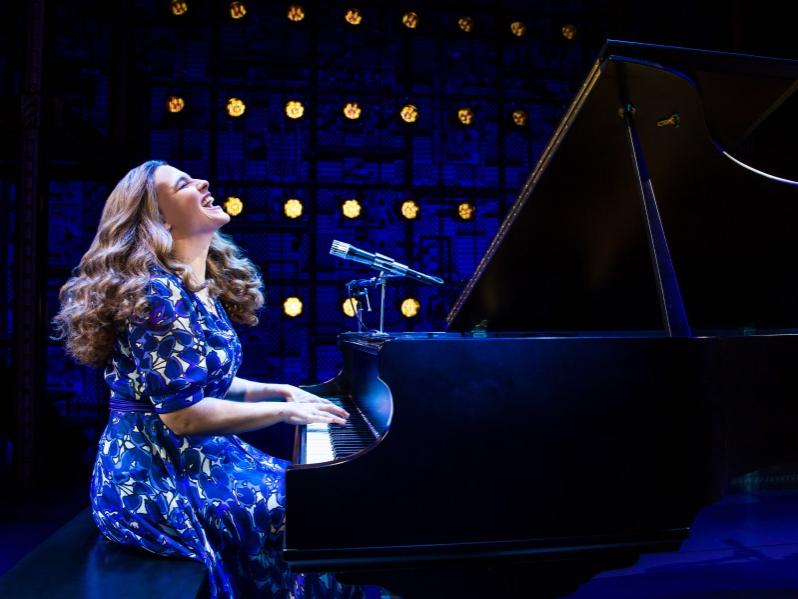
[167,96,185,113]
[400,104,418,123]
[343,102,361,120]
[285,100,305,119]
[342,298,360,318]
[512,109,528,126]
[342,199,362,219]
[401,200,419,220]
[401,298,420,318]
[510,21,526,37]
[458,202,475,220]
[229,1,246,19]
[458,16,473,32]
[287,5,305,21]
[457,107,474,125]
[224,196,243,216]
[402,12,419,29]
[562,23,576,40]
[226,97,246,117]
[170,1,188,16]
[284,198,303,219]
[345,8,363,25]
[283,297,303,317]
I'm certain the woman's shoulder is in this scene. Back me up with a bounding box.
[135,266,195,328]
[146,265,186,296]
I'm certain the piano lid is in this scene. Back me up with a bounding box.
[446,40,798,334]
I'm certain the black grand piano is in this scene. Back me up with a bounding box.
[285,40,798,596]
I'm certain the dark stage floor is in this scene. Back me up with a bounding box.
[2,486,798,597]
[567,488,798,598]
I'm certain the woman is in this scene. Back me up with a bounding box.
[53,160,388,598]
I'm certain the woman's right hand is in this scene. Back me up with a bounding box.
[281,402,348,426]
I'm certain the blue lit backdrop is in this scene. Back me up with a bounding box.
[31,0,607,459]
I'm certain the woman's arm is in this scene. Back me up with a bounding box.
[225,377,344,408]
[224,377,289,402]
[159,396,349,436]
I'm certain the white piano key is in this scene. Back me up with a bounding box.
[304,423,334,463]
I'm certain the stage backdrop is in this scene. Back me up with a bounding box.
[24,0,606,461]
[4,0,792,486]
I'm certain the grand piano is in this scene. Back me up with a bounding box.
[284,40,798,596]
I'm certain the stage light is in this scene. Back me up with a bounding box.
[512,109,528,126]
[457,107,474,125]
[285,100,305,119]
[342,199,362,219]
[343,102,362,120]
[342,298,360,317]
[345,8,362,25]
[224,196,243,216]
[401,200,419,220]
[562,23,576,40]
[458,16,473,32]
[170,1,188,16]
[284,198,303,219]
[226,97,246,117]
[167,96,185,113]
[458,202,475,220]
[400,104,418,123]
[229,1,246,19]
[510,21,526,37]
[402,12,419,29]
[401,298,420,318]
[283,296,303,317]
[287,5,305,21]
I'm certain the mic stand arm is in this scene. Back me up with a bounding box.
[345,271,401,335]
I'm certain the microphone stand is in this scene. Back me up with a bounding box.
[345,271,401,335]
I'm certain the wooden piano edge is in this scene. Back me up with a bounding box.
[283,527,689,571]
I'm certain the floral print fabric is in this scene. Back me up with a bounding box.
[90,271,384,598]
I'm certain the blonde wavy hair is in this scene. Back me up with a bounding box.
[53,160,264,367]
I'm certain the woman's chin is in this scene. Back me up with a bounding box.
[204,208,231,228]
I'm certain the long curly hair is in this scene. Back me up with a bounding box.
[53,160,264,367]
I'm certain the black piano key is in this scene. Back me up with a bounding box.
[306,393,380,460]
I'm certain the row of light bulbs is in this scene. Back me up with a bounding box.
[169,2,578,40]
[167,97,530,126]
[221,196,477,221]
[281,296,421,318]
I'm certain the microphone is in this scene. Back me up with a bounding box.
[330,240,444,286]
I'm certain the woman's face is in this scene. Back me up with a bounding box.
[154,165,229,237]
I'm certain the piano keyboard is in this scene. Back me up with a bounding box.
[303,395,379,464]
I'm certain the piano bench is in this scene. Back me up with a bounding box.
[0,508,207,599]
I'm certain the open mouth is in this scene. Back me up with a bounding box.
[201,194,221,209]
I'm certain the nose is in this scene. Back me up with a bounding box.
[195,179,209,192]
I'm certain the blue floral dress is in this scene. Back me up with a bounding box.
[90,270,386,598]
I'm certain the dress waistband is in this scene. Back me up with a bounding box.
[109,394,155,413]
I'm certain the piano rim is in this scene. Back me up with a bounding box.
[282,527,689,570]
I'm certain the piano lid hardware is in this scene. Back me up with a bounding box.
[657,113,681,127]
[471,319,489,338]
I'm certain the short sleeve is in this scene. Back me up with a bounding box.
[128,275,208,414]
